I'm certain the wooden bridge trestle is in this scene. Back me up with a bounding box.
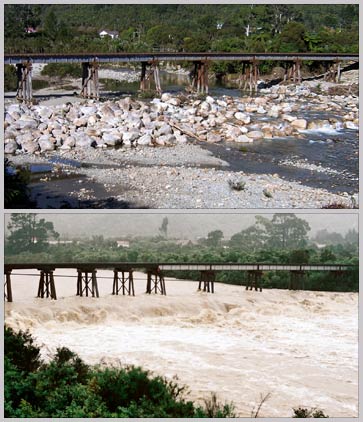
[4,270,13,302]
[80,59,99,99]
[198,270,215,293]
[246,270,263,292]
[77,268,99,298]
[289,270,306,290]
[146,270,166,295]
[16,60,33,102]
[113,268,135,296]
[37,268,57,299]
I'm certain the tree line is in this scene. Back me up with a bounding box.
[5,214,358,292]
[5,4,358,55]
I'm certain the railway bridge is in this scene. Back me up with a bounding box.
[4,262,356,302]
[4,52,359,101]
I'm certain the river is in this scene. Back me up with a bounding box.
[5,269,358,417]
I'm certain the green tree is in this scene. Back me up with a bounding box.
[278,21,307,52]
[159,217,169,238]
[205,230,224,248]
[6,214,59,253]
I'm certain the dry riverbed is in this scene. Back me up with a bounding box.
[9,145,356,209]
[4,72,359,208]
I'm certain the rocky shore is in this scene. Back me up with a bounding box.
[4,76,359,208]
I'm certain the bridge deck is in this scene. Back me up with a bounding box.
[4,262,355,272]
[4,52,359,64]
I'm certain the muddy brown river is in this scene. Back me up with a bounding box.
[5,270,358,417]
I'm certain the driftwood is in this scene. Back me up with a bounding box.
[168,121,201,141]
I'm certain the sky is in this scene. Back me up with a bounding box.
[4,213,358,240]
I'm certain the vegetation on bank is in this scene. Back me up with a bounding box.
[5,214,358,292]
[4,326,329,418]
[4,160,34,208]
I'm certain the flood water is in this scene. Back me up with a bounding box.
[5,269,358,417]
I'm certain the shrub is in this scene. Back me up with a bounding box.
[4,326,235,418]
[41,63,81,78]
[293,407,329,418]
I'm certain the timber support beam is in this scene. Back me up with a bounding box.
[80,58,99,99]
[198,270,215,293]
[113,268,135,296]
[239,60,259,92]
[246,270,263,292]
[77,268,99,297]
[289,270,306,290]
[191,60,209,94]
[4,270,13,302]
[37,268,57,299]
[16,59,33,103]
[146,269,166,295]
[140,61,162,94]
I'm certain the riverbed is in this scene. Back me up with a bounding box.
[5,270,358,417]
[4,68,359,208]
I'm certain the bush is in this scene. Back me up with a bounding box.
[293,407,329,418]
[4,159,33,208]
[4,64,18,91]
[4,326,235,418]
[4,326,42,373]
[41,63,81,78]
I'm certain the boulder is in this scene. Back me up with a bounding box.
[137,134,152,146]
[4,139,19,154]
[291,119,307,130]
[123,131,139,143]
[22,140,39,154]
[247,130,264,140]
[38,135,55,152]
[234,112,250,124]
[235,134,252,143]
[206,132,222,143]
[102,132,122,146]
[74,133,96,148]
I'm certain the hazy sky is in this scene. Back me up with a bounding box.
[4,213,358,240]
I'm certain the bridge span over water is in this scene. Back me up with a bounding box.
[5,52,359,100]
[4,262,355,302]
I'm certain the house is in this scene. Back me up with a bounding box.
[99,30,119,39]
[116,240,130,248]
[25,27,37,34]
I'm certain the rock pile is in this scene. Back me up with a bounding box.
[4,83,359,155]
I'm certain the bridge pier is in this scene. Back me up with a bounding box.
[198,270,215,293]
[4,270,13,302]
[113,268,135,296]
[284,59,302,84]
[239,60,259,92]
[289,270,306,290]
[146,270,166,295]
[80,59,99,99]
[16,60,33,102]
[246,270,263,291]
[37,269,57,300]
[191,61,209,94]
[140,61,162,94]
[77,268,99,297]
[324,61,341,82]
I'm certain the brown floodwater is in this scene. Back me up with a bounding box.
[5,269,358,417]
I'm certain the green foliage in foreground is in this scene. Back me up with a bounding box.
[4,159,34,208]
[4,326,235,418]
